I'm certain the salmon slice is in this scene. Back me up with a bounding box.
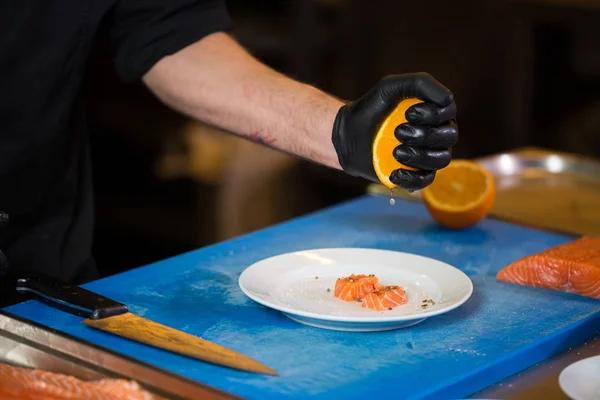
[496,236,600,299]
[361,285,408,311]
[0,363,162,400]
[334,274,379,301]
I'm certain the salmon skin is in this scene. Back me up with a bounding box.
[0,362,162,400]
[496,236,600,299]
[361,285,408,311]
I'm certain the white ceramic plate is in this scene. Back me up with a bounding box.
[238,248,473,331]
[559,355,600,400]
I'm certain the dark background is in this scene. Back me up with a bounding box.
[83,0,600,278]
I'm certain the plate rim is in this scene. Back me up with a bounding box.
[558,354,600,400]
[238,247,474,323]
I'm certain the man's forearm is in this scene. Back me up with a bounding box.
[143,32,343,169]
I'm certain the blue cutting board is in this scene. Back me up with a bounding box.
[4,195,600,400]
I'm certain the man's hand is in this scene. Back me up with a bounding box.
[142,34,456,189]
[332,73,458,191]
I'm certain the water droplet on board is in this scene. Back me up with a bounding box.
[389,188,395,205]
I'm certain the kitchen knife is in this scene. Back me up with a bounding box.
[15,273,277,375]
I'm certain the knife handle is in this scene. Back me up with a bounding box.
[16,273,128,320]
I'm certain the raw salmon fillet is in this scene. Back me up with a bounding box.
[361,285,408,311]
[334,274,379,301]
[0,362,162,400]
[496,236,600,299]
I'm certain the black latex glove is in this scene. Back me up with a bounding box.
[332,73,458,191]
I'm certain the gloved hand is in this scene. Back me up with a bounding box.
[332,72,458,191]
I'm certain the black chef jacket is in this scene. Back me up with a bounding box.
[0,0,232,307]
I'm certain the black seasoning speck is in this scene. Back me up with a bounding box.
[326,288,331,292]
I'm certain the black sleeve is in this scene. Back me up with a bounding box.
[108,0,233,82]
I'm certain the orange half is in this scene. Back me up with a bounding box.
[422,159,496,229]
[372,98,422,188]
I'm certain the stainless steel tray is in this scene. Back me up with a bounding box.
[0,311,236,400]
[368,147,600,236]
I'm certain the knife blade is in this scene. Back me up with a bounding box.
[15,273,277,376]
